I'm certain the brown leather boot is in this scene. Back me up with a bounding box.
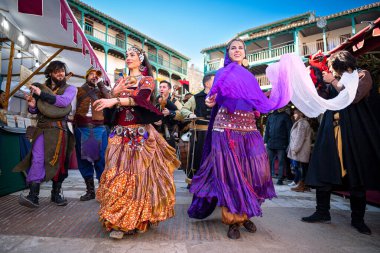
[243,220,257,233]
[291,181,306,192]
[227,224,241,239]
[304,186,311,192]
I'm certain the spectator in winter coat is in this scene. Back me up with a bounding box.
[287,109,312,192]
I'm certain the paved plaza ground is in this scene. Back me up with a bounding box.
[0,170,379,253]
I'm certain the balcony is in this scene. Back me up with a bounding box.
[255,74,270,87]
[205,34,350,73]
[83,24,187,76]
[84,24,133,50]
[205,44,295,73]
[208,59,224,71]
[247,44,295,65]
[301,36,348,55]
[148,52,187,75]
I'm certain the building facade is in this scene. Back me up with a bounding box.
[68,0,190,91]
[187,64,204,94]
[202,3,380,89]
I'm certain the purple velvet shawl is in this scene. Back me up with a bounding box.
[208,62,291,114]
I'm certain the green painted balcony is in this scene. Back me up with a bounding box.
[84,23,133,50]
[301,36,347,55]
[148,52,187,75]
[204,43,295,73]
[84,23,187,76]
[204,35,349,73]
[247,44,295,65]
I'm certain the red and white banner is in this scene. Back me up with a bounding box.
[59,0,109,82]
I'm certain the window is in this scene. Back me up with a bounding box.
[316,39,324,52]
[302,43,309,55]
[116,34,125,49]
[84,19,93,36]
[158,54,163,65]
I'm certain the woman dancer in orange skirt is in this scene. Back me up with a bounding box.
[94,46,180,239]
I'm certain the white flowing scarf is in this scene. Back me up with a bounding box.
[266,53,359,118]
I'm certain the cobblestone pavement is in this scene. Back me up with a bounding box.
[0,170,379,253]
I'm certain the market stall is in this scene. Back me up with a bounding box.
[0,0,110,195]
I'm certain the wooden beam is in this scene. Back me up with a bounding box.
[31,40,82,53]
[8,48,64,98]
[3,41,15,109]
[0,72,84,79]
[0,38,10,43]
[2,57,34,61]
[67,73,85,79]
[1,72,45,77]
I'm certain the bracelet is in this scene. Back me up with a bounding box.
[116,97,121,108]
[128,97,136,106]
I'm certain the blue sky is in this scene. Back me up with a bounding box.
[80,0,377,69]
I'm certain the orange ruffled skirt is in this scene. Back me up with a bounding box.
[97,124,180,233]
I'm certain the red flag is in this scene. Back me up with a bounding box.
[18,0,43,16]
[179,79,189,86]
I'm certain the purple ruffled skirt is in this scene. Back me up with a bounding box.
[189,128,276,218]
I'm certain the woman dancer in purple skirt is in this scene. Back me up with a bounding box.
[187,38,292,239]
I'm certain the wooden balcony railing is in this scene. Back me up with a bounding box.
[84,24,187,75]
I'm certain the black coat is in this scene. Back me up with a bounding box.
[264,111,293,150]
[306,71,380,190]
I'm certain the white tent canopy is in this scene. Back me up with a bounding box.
[0,0,109,102]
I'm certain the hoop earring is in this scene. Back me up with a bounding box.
[139,65,146,72]
[242,58,249,67]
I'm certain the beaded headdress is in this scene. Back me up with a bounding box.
[127,47,145,63]
[126,46,148,76]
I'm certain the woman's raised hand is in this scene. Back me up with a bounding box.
[113,76,138,96]
[112,77,127,96]
[205,94,217,108]
[93,98,117,111]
